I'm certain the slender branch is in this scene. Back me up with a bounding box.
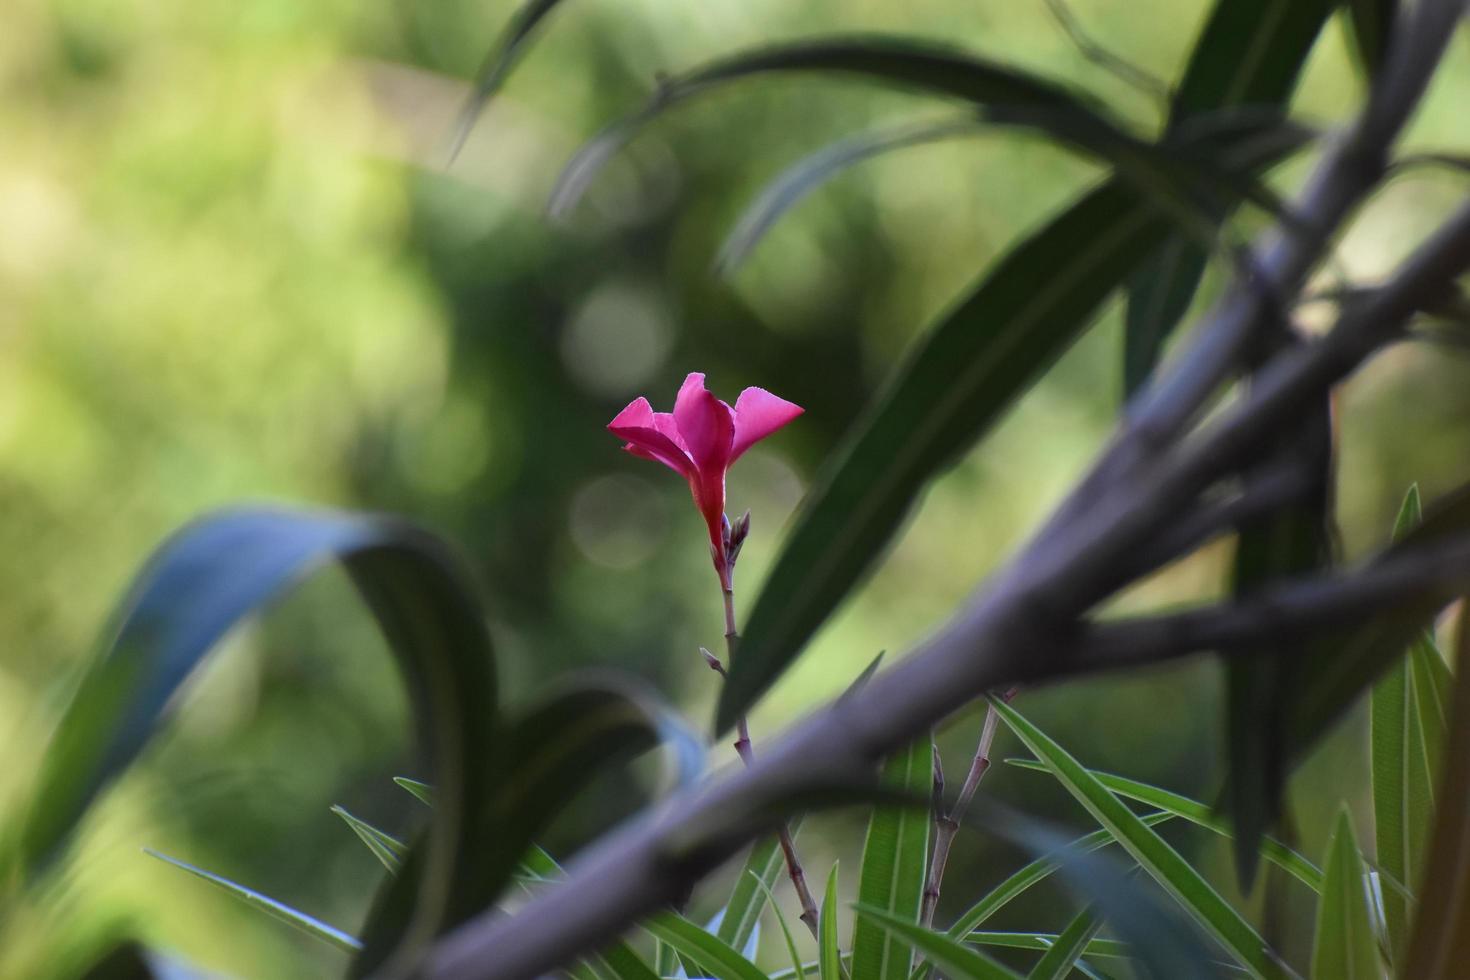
[421,5,1469,977]
[921,689,1016,929]
[723,563,821,936]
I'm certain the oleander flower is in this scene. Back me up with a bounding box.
[608,373,803,581]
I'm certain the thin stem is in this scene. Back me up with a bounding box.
[921,689,1016,930]
[723,571,822,936]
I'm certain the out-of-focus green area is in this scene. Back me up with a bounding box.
[2,0,1469,974]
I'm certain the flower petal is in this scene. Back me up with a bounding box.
[731,387,804,461]
[673,373,735,473]
[609,397,694,475]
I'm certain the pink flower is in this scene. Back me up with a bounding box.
[609,373,803,582]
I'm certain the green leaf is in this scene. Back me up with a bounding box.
[1004,758,1322,891]
[852,737,933,980]
[450,0,574,159]
[719,118,1307,732]
[1402,626,1470,980]
[750,872,808,980]
[642,914,768,980]
[0,509,500,977]
[1344,0,1397,79]
[1027,905,1103,980]
[969,932,1131,960]
[144,848,362,954]
[1310,810,1382,980]
[331,805,406,875]
[1123,0,1332,392]
[939,812,1172,951]
[854,907,1020,980]
[394,777,435,807]
[717,819,803,953]
[820,864,843,980]
[992,700,1278,978]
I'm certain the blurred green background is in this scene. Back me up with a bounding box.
[2,0,1469,975]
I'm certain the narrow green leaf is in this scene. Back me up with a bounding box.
[854,907,1020,980]
[992,700,1278,978]
[656,940,680,979]
[718,820,803,953]
[750,872,808,980]
[821,864,843,980]
[1402,625,1470,979]
[598,943,662,980]
[943,811,1174,944]
[450,0,573,159]
[1027,906,1102,980]
[1310,810,1382,980]
[852,737,933,980]
[1004,758,1322,891]
[969,933,1131,960]
[331,805,406,874]
[719,118,1307,732]
[394,777,435,807]
[144,848,362,953]
[643,914,767,980]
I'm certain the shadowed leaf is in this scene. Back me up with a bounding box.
[852,737,933,980]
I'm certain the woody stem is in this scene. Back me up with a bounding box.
[722,577,822,937]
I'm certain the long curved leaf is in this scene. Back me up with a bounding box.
[331,805,407,874]
[450,0,575,159]
[2,508,500,977]
[718,819,804,953]
[750,873,809,980]
[643,913,768,980]
[852,737,933,980]
[144,849,362,954]
[719,117,1307,731]
[1004,758,1323,890]
[855,907,1021,980]
[820,864,843,980]
[1027,905,1102,980]
[1310,810,1381,980]
[992,700,1279,978]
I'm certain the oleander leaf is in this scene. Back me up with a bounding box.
[1309,810,1382,980]
[331,805,407,874]
[852,737,933,980]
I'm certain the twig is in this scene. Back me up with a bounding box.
[421,4,1470,977]
[723,558,822,936]
[921,689,1017,930]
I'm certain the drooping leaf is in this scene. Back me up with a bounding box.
[992,700,1278,977]
[855,907,1021,980]
[0,509,499,978]
[331,806,407,875]
[1004,759,1322,891]
[820,863,843,980]
[750,872,809,980]
[144,849,362,954]
[642,913,768,980]
[719,118,1308,732]
[1027,905,1103,980]
[1401,621,1470,979]
[852,737,933,980]
[1123,0,1332,393]
[1310,810,1382,980]
[450,0,575,159]
[717,819,803,954]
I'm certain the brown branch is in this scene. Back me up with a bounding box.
[419,4,1469,977]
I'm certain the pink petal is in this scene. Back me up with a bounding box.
[609,397,694,476]
[673,373,735,473]
[731,387,804,461]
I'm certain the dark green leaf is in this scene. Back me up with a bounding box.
[1004,758,1322,890]
[852,737,933,980]
[145,848,362,953]
[854,907,1021,980]
[450,0,574,159]
[394,777,435,807]
[1345,0,1397,79]
[993,700,1278,977]
[332,805,407,874]
[1310,810,1382,980]
[1402,625,1470,979]
[1027,905,1103,980]
[719,120,1307,732]
[1123,0,1332,392]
